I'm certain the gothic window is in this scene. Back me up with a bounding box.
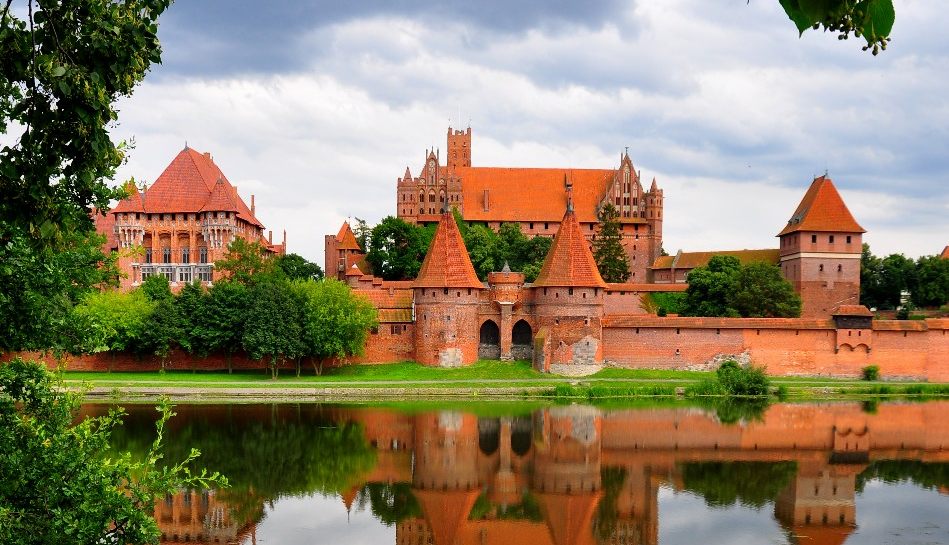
[145,248,152,264]
[162,247,171,263]
[181,247,190,264]
[199,247,208,264]
[428,191,435,203]
[439,190,445,203]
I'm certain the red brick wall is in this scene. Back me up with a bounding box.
[413,288,482,367]
[533,287,605,365]
[352,323,416,364]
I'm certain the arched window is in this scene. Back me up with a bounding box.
[512,320,532,346]
[439,190,446,203]
[479,320,501,360]
[428,191,436,203]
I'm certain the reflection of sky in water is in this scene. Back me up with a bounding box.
[659,482,948,545]
[250,494,394,545]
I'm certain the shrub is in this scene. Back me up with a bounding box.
[862,365,880,381]
[657,307,668,317]
[715,360,770,397]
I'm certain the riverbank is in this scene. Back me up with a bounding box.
[61,360,949,403]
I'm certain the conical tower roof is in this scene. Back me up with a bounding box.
[414,211,483,289]
[533,207,606,288]
[336,221,362,251]
[414,489,479,545]
[777,176,865,236]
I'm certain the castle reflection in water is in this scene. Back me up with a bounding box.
[151,402,949,545]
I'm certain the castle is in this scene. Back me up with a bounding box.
[96,146,286,290]
[324,128,948,377]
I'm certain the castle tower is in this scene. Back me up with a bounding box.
[413,210,484,367]
[531,191,607,370]
[446,126,471,170]
[397,166,419,222]
[777,176,865,317]
[324,221,365,281]
[644,177,664,265]
[774,460,860,545]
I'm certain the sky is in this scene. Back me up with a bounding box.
[108,0,949,265]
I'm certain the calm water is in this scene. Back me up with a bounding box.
[95,401,949,545]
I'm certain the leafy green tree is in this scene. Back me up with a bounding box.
[275,253,324,281]
[911,255,949,308]
[593,204,631,283]
[242,279,304,378]
[464,224,501,279]
[193,280,250,372]
[70,289,155,357]
[0,358,225,545]
[215,237,275,285]
[682,256,800,318]
[680,461,797,508]
[860,243,884,309]
[730,261,802,318]
[140,274,172,302]
[173,281,207,359]
[366,216,434,280]
[137,296,183,368]
[293,279,378,375]
[352,217,372,250]
[778,0,894,54]
[0,0,171,353]
[681,255,742,317]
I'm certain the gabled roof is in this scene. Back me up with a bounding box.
[336,221,362,251]
[345,263,364,277]
[110,147,264,228]
[777,176,865,236]
[458,167,615,223]
[832,304,873,317]
[941,246,949,259]
[533,207,607,288]
[651,249,780,270]
[414,211,483,289]
[201,178,239,212]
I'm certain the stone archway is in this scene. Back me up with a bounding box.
[512,319,533,360]
[479,320,501,360]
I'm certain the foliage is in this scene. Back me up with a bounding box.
[457,216,552,282]
[275,253,324,281]
[192,280,250,368]
[352,217,372,251]
[293,279,378,375]
[680,461,797,508]
[136,296,183,365]
[363,482,422,525]
[241,278,304,378]
[592,203,631,283]
[686,360,772,400]
[0,359,224,545]
[215,237,275,284]
[681,256,800,318]
[646,291,686,315]
[855,461,949,493]
[0,0,170,353]
[139,274,172,302]
[862,364,880,381]
[861,245,948,310]
[594,467,627,540]
[366,216,435,280]
[778,0,894,54]
[911,255,949,308]
[71,289,155,354]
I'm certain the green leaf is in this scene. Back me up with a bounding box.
[51,65,66,77]
[860,0,895,40]
[779,0,815,35]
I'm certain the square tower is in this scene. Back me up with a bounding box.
[777,176,865,317]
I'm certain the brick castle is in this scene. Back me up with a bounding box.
[322,127,947,378]
[96,146,286,290]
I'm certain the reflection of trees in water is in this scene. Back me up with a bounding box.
[467,491,543,522]
[593,467,627,540]
[680,462,798,509]
[109,405,377,527]
[707,399,770,425]
[855,461,949,492]
[361,482,422,526]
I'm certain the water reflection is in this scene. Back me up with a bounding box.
[99,402,949,544]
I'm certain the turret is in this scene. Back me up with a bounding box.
[644,177,663,262]
[446,126,471,170]
[413,210,484,367]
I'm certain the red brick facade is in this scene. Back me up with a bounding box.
[97,147,285,290]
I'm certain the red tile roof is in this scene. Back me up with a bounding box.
[336,221,362,251]
[458,167,615,223]
[414,212,483,289]
[110,147,264,228]
[201,179,239,212]
[832,304,873,317]
[91,209,117,253]
[941,245,949,259]
[604,315,835,330]
[111,180,145,213]
[605,283,688,292]
[345,263,364,277]
[533,207,607,288]
[651,249,780,270]
[777,176,865,236]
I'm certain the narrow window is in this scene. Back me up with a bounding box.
[819,264,824,272]
[846,235,852,244]
[811,234,817,243]
[829,235,835,243]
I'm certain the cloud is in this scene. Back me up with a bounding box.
[109,0,949,265]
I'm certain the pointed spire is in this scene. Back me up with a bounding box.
[336,221,361,251]
[533,204,607,288]
[414,211,483,289]
[564,174,574,213]
[501,261,511,273]
[345,262,363,277]
[649,177,658,192]
[403,166,412,181]
[777,176,865,237]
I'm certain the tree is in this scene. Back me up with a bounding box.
[215,237,275,284]
[464,224,501,279]
[730,261,802,318]
[0,0,171,353]
[140,274,172,302]
[681,256,800,318]
[352,217,372,250]
[242,279,304,378]
[70,289,155,358]
[681,255,742,317]
[366,216,434,280]
[193,280,250,373]
[0,358,225,545]
[137,296,183,368]
[173,281,207,361]
[593,204,631,283]
[778,0,894,55]
[911,255,949,308]
[275,253,324,281]
[860,243,885,309]
[294,279,377,375]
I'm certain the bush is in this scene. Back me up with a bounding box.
[715,360,770,397]
[657,307,668,317]
[862,365,880,381]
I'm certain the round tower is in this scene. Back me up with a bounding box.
[413,210,484,367]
